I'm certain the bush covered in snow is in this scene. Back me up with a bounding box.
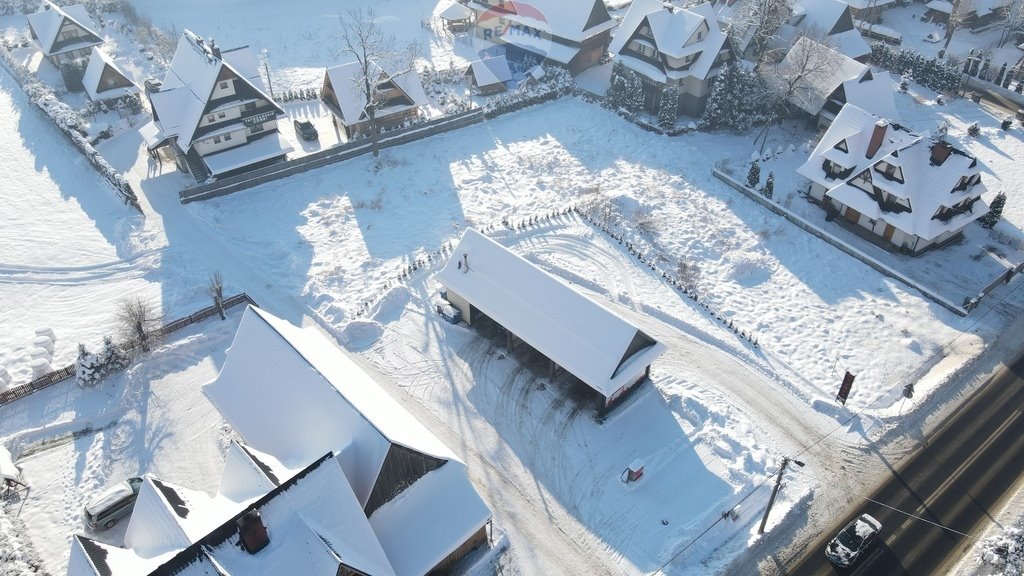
[0,506,46,576]
[75,343,102,388]
[978,522,1024,575]
[483,66,574,118]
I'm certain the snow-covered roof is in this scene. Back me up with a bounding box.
[25,1,102,57]
[218,441,287,503]
[369,459,491,576]
[925,0,954,12]
[778,0,870,60]
[468,55,514,87]
[152,30,281,151]
[323,62,427,127]
[798,103,988,242]
[841,69,898,120]
[765,37,890,117]
[203,306,490,572]
[70,453,397,576]
[202,132,293,176]
[202,453,396,576]
[439,1,473,20]
[845,0,895,9]
[436,229,668,398]
[0,445,21,482]
[81,46,140,102]
[611,2,729,82]
[467,0,618,43]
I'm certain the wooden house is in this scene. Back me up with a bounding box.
[145,30,291,182]
[466,55,514,94]
[81,47,140,105]
[320,62,428,139]
[467,0,617,74]
[610,1,733,116]
[25,0,103,67]
[797,104,988,254]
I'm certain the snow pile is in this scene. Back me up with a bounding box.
[978,523,1024,575]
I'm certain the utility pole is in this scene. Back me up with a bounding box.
[758,457,804,534]
[264,60,274,100]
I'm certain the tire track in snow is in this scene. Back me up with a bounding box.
[0,250,161,285]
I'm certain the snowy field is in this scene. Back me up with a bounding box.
[2,0,1024,574]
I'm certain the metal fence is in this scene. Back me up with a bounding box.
[0,293,257,406]
[179,109,485,204]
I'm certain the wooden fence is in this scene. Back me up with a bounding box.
[179,109,485,204]
[0,293,257,406]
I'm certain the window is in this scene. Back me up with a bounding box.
[206,114,215,123]
[833,139,848,152]
[244,101,256,111]
[224,133,232,141]
[213,136,222,144]
[251,123,264,133]
[873,161,903,183]
[697,31,703,40]
[219,81,228,89]
[218,111,226,118]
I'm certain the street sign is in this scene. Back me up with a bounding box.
[837,371,855,404]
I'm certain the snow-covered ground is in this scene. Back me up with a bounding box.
[3,1,1024,574]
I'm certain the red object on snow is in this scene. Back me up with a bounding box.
[627,460,645,482]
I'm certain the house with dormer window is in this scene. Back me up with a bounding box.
[145,31,291,182]
[610,0,732,116]
[467,0,617,74]
[320,61,428,139]
[25,0,103,67]
[798,103,988,254]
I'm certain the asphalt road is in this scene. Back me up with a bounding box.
[784,349,1024,575]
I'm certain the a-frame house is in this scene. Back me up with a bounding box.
[146,30,291,182]
[25,0,103,67]
[82,47,140,104]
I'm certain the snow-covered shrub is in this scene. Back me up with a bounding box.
[75,343,102,387]
[978,522,1024,574]
[658,86,678,129]
[60,57,88,92]
[0,507,47,576]
[968,122,981,137]
[484,66,574,118]
[747,161,761,188]
[99,335,130,374]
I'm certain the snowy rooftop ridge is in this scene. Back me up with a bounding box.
[82,46,140,102]
[436,228,668,398]
[25,0,102,57]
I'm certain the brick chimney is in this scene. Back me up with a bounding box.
[866,120,888,159]
[237,510,269,554]
[930,140,952,166]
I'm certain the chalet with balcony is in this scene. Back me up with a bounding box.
[25,0,103,67]
[610,1,732,116]
[145,31,290,182]
[320,62,427,139]
[797,104,988,254]
[81,47,139,105]
[467,0,617,74]
[765,36,896,129]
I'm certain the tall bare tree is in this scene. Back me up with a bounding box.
[118,297,162,353]
[733,0,794,61]
[338,8,418,157]
[998,0,1024,47]
[943,0,975,52]
[762,34,836,111]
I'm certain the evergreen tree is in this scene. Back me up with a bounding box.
[980,58,991,80]
[763,171,775,199]
[99,336,129,375]
[60,58,87,92]
[75,343,101,388]
[605,61,629,110]
[980,191,1007,229]
[658,86,679,128]
[624,69,644,113]
[699,63,769,132]
[747,161,761,188]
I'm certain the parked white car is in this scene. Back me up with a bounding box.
[825,513,882,567]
